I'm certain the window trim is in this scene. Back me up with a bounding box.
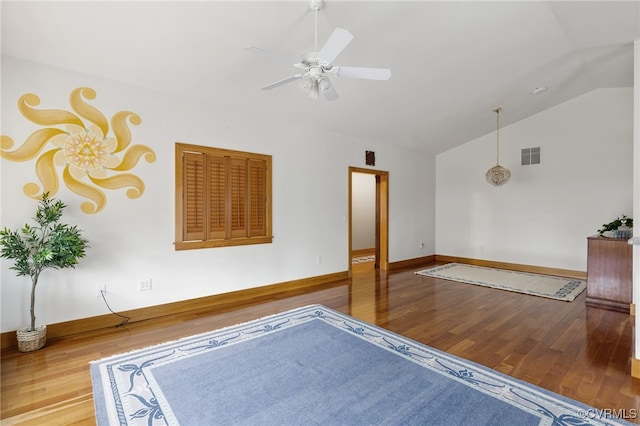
[175,143,272,250]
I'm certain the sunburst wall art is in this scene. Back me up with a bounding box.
[1,87,156,214]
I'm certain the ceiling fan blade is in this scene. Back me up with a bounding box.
[322,85,339,102]
[317,28,353,65]
[261,74,303,90]
[335,66,392,81]
[243,45,295,66]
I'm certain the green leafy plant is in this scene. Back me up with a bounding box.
[0,193,88,331]
[597,214,633,236]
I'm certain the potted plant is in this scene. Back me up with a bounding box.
[0,193,88,352]
[597,214,633,238]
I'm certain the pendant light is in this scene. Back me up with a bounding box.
[485,107,511,186]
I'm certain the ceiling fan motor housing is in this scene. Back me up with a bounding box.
[301,52,331,69]
[309,67,323,80]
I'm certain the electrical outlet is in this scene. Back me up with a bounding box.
[96,283,106,297]
[139,279,152,291]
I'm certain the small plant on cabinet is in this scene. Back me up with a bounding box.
[597,214,633,238]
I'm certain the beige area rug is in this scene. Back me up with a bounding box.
[415,263,586,302]
[352,255,376,264]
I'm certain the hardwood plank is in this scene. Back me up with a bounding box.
[1,262,638,424]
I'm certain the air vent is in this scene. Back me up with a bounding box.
[521,147,541,165]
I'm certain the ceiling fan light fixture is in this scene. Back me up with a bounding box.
[308,82,320,99]
[299,77,313,90]
[298,68,332,98]
[318,77,331,92]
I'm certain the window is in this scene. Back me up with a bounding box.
[175,143,272,250]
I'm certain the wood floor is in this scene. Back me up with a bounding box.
[2,260,639,425]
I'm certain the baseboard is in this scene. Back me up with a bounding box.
[1,271,348,350]
[586,297,631,313]
[435,255,587,280]
[389,255,436,271]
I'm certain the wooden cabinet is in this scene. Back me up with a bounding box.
[586,236,632,313]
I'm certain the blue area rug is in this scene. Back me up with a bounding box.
[90,305,630,425]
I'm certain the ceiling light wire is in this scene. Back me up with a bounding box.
[494,107,501,165]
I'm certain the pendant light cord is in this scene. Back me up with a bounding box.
[494,107,501,165]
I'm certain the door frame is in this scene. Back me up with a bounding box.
[348,167,389,276]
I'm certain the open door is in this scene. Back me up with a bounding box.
[348,167,389,277]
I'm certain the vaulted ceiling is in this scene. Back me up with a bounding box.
[2,1,638,154]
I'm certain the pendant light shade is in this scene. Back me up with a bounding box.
[485,107,511,186]
[485,164,511,186]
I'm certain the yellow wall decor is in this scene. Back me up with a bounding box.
[1,87,156,214]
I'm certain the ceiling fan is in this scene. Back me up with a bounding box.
[243,0,391,101]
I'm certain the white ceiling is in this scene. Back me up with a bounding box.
[1,1,639,154]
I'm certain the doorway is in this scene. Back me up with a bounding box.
[348,167,389,277]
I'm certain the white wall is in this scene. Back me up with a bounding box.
[436,88,634,271]
[0,56,436,332]
[351,173,376,250]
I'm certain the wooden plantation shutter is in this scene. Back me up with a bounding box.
[208,155,227,240]
[229,157,247,238]
[175,143,272,250]
[183,152,205,241]
[248,159,266,237]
